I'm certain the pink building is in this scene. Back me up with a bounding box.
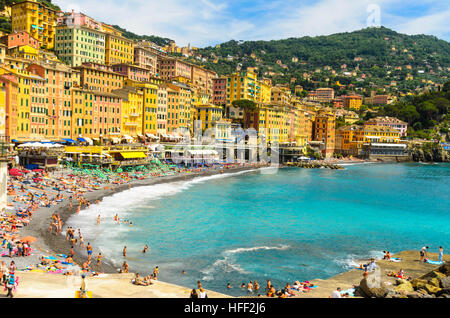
[134,44,158,75]
[112,63,151,82]
[365,116,408,137]
[156,84,168,135]
[212,77,226,106]
[57,11,103,31]
[157,56,192,80]
[1,31,40,50]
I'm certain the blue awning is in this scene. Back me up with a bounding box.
[12,139,19,142]
[62,138,76,143]
[78,137,87,142]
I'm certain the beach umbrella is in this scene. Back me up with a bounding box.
[20,236,37,243]
[32,169,44,172]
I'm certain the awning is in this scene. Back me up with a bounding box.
[63,138,76,143]
[120,152,147,159]
[78,137,87,142]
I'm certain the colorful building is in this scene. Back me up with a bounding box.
[74,62,125,93]
[134,42,159,75]
[212,77,226,106]
[166,82,192,134]
[226,70,259,119]
[344,95,363,110]
[11,0,57,49]
[195,104,223,131]
[365,116,408,137]
[54,25,106,67]
[105,32,134,65]
[70,88,122,139]
[112,64,151,82]
[313,110,336,158]
[112,87,144,138]
[1,31,40,50]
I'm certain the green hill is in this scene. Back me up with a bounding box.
[111,25,172,47]
[191,27,450,95]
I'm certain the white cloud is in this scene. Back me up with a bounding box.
[53,0,449,47]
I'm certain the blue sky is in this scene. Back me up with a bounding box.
[54,0,450,47]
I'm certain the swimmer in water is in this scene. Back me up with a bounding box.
[143,244,148,253]
[97,215,101,225]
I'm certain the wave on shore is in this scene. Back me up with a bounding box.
[201,245,290,281]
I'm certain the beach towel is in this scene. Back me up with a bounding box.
[389,257,402,262]
[426,259,444,265]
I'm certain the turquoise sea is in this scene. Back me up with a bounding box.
[68,163,450,296]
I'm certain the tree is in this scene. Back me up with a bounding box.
[231,99,257,111]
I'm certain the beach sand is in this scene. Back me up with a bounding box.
[8,272,231,298]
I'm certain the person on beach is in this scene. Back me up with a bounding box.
[152,266,159,280]
[198,287,208,298]
[123,246,127,257]
[5,273,16,298]
[247,281,254,292]
[96,253,102,270]
[439,246,444,262]
[97,215,101,225]
[79,274,89,298]
[70,246,75,258]
[0,261,8,284]
[190,289,198,298]
[254,280,259,291]
[86,243,92,257]
[331,287,342,298]
[9,261,16,276]
[383,251,391,260]
[420,246,429,261]
[122,261,129,273]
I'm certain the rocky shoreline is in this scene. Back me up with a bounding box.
[356,262,450,298]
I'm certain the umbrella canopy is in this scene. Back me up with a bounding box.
[32,169,44,172]
[20,236,37,243]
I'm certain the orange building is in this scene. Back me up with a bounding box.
[313,110,335,157]
[74,62,125,93]
[27,61,78,140]
[166,82,192,134]
[71,88,122,139]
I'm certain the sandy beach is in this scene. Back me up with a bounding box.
[2,163,265,297]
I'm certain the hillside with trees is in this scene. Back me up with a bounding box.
[368,81,450,140]
[191,27,449,96]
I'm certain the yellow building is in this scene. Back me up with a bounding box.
[105,33,134,65]
[8,44,39,61]
[226,70,259,119]
[11,0,57,49]
[195,104,223,131]
[0,66,37,140]
[112,87,144,138]
[258,78,272,104]
[335,125,400,156]
[126,80,159,135]
[344,95,363,110]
